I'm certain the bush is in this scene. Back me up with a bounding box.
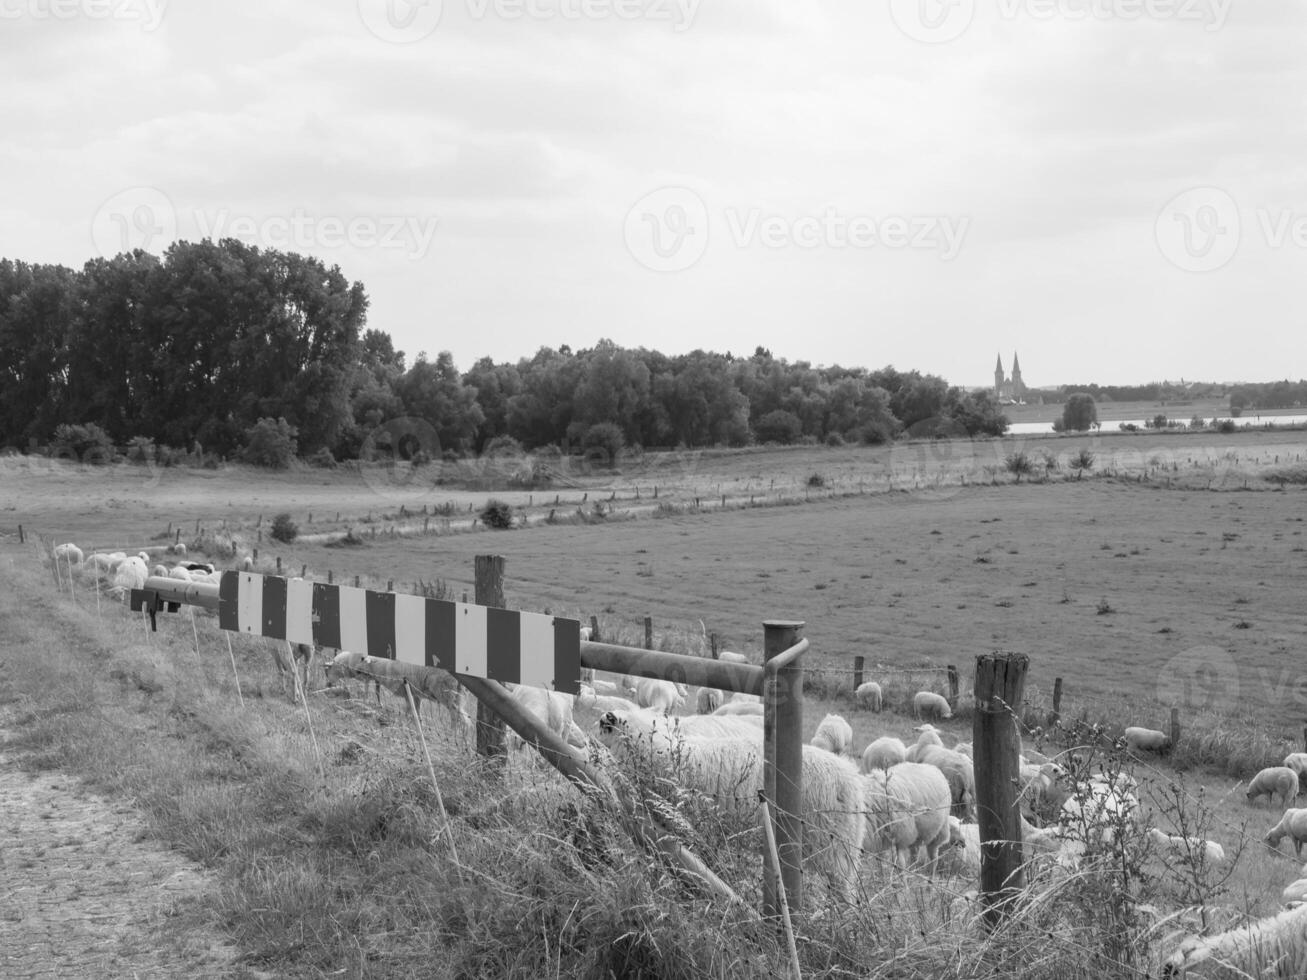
[754,409,803,445]
[581,423,624,469]
[270,513,298,544]
[1062,393,1098,432]
[807,473,826,488]
[824,431,845,447]
[50,422,115,464]
[126,435,156,463]
[483,434,525,458]
[1005,451,1034,483]
[480,499,515,529]
[307,446,338,469]
[1217,419,1237,434]
[241,417,298,469]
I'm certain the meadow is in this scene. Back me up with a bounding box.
[3,428,1307,976]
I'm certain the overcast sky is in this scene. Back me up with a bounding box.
[3,0,1303,388]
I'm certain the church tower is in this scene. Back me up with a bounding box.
[1011,352,1023,400]
[994,354,1005,400]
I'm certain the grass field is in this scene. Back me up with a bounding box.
[5,433,1307,976]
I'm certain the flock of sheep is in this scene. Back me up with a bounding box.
[47,540,1307,975]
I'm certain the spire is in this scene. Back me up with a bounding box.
[1012,351,1021,374]
[995,353,1004,374]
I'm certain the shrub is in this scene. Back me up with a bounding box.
[1062,393,1098,432]
[483,434,525,458]
[480,499,515,529]
[270,513,298,544]
[1217,419,1237,434]
[241,417,298,469]
[126,435,156,463]
[50,422,115,464]
[754,409,803,445]
[807,473,826,488]
[824,431,845,447]
[1005,451,1034,483]
[581,423,624,469]
[1070,449,1095,479]
[307,446,338,469]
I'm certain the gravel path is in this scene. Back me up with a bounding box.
[0,724,250,979]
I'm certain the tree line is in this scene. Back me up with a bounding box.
[4,240,1016,462]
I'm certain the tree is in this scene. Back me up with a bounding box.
[754,409,803,444]
[1062,393,1098,432]
[395,351,485,453]
[945,388,1009,437]
[241,417,298,468]
[1070,449,1095,480]
[1005,451,1033,483]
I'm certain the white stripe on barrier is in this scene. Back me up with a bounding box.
[519,613,555,690]
[338,586,368,653]
[394,592,425,665]
[286,577,314,645]
[237,572,262,635]
[456,602,487,677]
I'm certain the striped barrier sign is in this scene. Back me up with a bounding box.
[217,572,580,694]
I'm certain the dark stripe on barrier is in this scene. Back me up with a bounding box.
[366,590,396,659]
[262,575,288,640]
[218,571,239,632]
[426,598,456,671]
[553,618,581,695]
[313,582,341,650]
[486,607,521,685]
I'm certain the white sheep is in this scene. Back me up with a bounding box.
[1284,878,1307,907]
[1122,726,1171,753]
[167,566,192,582]
[150,564,167,578]
[861,736,908,773]
[579,694,642,715]
[241,555,254,571]
[913,691,952,721]
[1018,761,1070,813]
[586,678,623,698]
[1057,779,1140,858]
[84,553,116,574]
[111,556,148,595]
[631,711,762,741]
[1163,902,1307,977]
[954,741,973,758]
[861,761,952,874]
[914,743,976,822]
[810,713,853,756]
[717,651,748,664]
[167,542,188,557]
[506,685,572,752]
[904,725,944,763]
[634,678,684,713]
[1248,767,1300,809]
[731,693,762,705]
[713,701,764,717]
[579,625,593,642]
[696,687,723,714]
[596,708,866,904]
[53,542,83,565]
[854,681,883,712]
[1147,827,1226,865]
[1284,753,1307,784]
[941,814,1068,877]
[1266,809,1307,857]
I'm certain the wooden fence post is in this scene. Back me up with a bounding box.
[327,569,333,584]
[853,655,864,690]
[475,555,508,768]
[1050,677,1063,726]
[947,665,960,710]
[17,524,23,544]
[590,615,600,643]
[763,620,805,918]
[711,632,719,659]
[275,556,282,574]
[1170,707,1180,748]
[645,616,653,651]
[974,652,1029,930]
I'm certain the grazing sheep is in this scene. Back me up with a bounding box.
[586,678,623,698]
[167,542,187,557]
[717,651,748,664]
[713,701,764,717]
[1266,809,1307,857]
[506,685,573,752]
[696,687,723,715]
[1283,878,1307,907]
[166,566,191,582]
[861,762,952,874]
[596,708,866,904]
[84,553,116,574]
[810,713,853,756]
[1122,726,1171,753]
[861,736,908,773]
[1248,767,1300,809]
[1285,753,1307,785]
[151,564,167,578]
[1057,779,1140,858]
[914,743,976,822]
[1162,901,1307,978]
[1147,827,1226,865]
[241,555,254,571]
[578,625,593,642]
[111,556,149,595]
[634,678,683,713]
[954,741,973,758]
[913,691,952,721]
[854,681,883,712]
[632,711,762,741]
[731,693,762,705]
[904,725,944,763]
[53,542,83,565]
[579,694,642,715]
[1019,762,1070,813]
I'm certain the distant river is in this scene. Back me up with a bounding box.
[1007,414,1307,436]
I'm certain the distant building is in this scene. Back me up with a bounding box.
[994,352,1027,403]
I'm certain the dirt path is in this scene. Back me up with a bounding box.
[0,721,252,979]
